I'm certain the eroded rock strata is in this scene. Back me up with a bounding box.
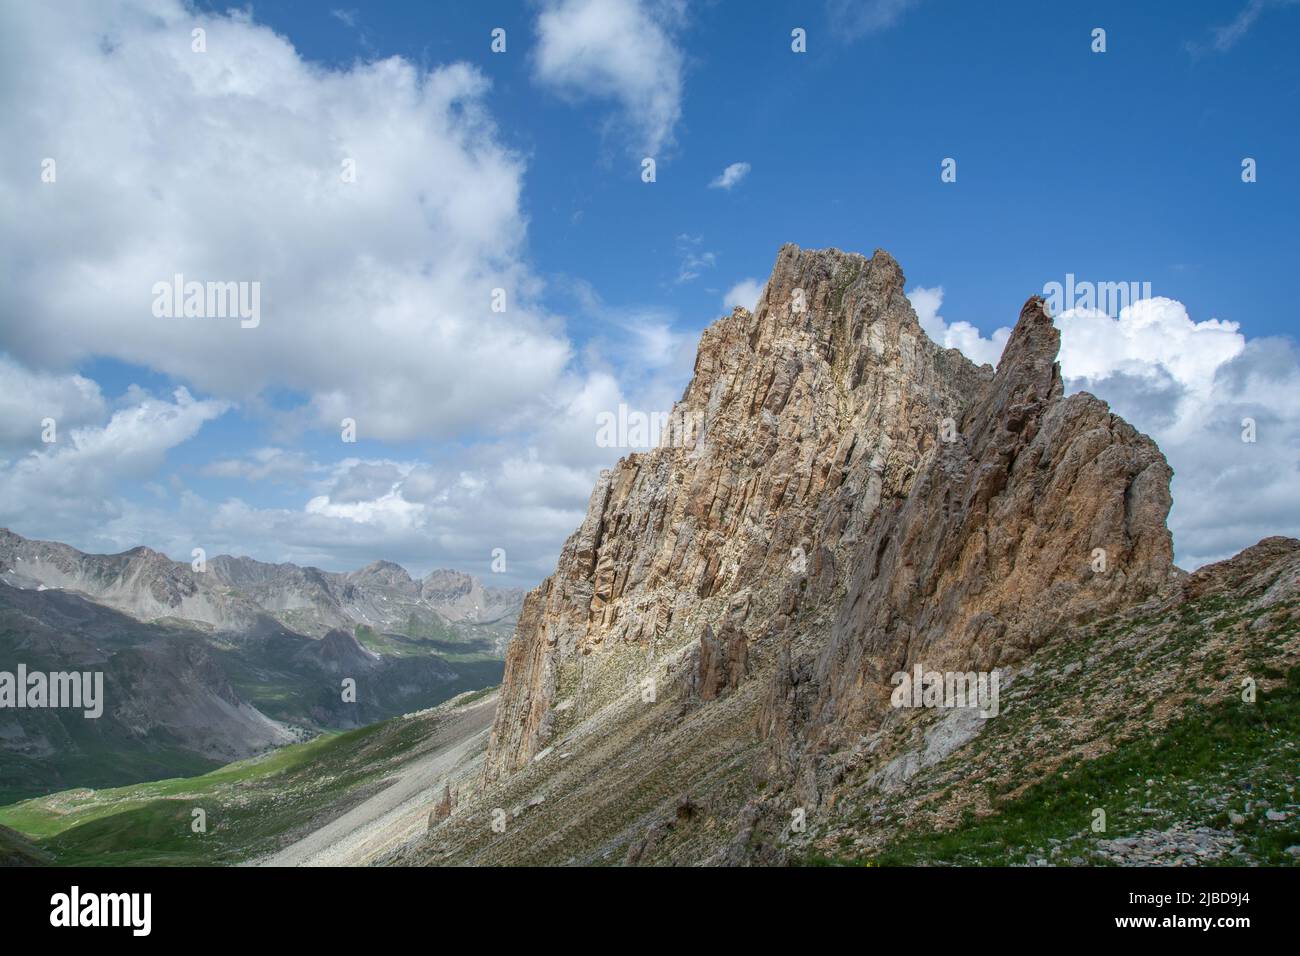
[394,243,1300,867]
[486,243,1174,792]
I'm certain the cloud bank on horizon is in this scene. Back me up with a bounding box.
[0,0,1295,583]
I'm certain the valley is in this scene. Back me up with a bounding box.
[0,531,518,803]
[0,690,495,866]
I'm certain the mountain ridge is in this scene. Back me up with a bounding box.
[392,242,1297,866]
[0,528,523,638]
[484,242,1175,781]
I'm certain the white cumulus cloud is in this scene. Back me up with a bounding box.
[0,0,570,443]
[533,0,686,156]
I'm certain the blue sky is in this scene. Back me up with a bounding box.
[229,0,1300,343]
[1,0,1297,583]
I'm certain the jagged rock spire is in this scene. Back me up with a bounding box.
[484,244,1175,787]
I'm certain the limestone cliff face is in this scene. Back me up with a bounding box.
[487,244,986,780]
[761,298,1176,787]
[484,244,1175,785]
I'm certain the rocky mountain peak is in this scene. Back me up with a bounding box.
[349,559,414,584]
[763,285,1176,785]
[992,296,1061,397]
[684,245,929,417]
[484,243,988,779]
[420,569,474,596]
[484,243,1176,787]
[999,295,1061,375]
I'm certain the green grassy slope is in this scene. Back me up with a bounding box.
[858,668,1299,866]
[804,579,1300,867]
[0,695,480,866]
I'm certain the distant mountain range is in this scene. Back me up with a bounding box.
[0,529,522,639]
[0,529,522,802]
